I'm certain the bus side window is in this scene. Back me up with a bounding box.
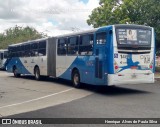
[31,42,38,56]
[57,38,67,55]
[1,53,3,60]
[15,46,20,57]
[20,45,25,57]
[13,46,18,57]
[24,44,31,57]
[10,46,15,58]
[4,51,8,58]
[79,34,93,55]
[8,46,13,58]
[96,32,107,44]
[38,41,46,56]
[68,36,79,55]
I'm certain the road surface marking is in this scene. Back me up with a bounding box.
[0,88,74,109]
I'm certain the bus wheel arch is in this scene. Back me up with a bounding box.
[71,68,81,88]
[34,65,41,81]
[13,65,20,77]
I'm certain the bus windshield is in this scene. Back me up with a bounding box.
[116,27,152,49]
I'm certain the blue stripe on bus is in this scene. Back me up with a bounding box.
[58,56,102,85]
[6,58,31,74]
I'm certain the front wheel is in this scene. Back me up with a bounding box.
[72,70,81,88]
[34,67,41,81]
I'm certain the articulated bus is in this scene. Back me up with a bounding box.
[6,24,155,87]
[0,49,8,70]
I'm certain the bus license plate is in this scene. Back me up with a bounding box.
[131,74,137,78]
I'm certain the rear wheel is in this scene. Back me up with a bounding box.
[13,67,20,77]
[72,70,81,88]
[34,67,41,80]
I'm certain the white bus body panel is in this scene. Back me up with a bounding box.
[56,56,77,77]
[108,73,154,86]
[18,56,47,75]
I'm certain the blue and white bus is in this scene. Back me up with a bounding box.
[6,24,155,87]
[0,49,8,70]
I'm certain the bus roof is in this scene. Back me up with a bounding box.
[7,24,153,47]
[55,29,98,38]
[8,37,49,47]
[114,24,153,29]
[0,49,8,52]
[56,24,153,38]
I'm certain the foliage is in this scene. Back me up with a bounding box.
[0,25,47,49]
[87,0,160,48]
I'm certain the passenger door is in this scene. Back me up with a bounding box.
[94,31,107,84]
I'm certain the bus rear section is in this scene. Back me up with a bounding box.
[108,25,155,86]
[6,38,49,79]
[0,49,8,70]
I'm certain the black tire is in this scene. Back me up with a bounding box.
[72,70,81,88]
[34,67,41,81]
[13,67,20,77]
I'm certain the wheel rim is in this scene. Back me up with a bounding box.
[74,73,79,85]
[14,69,17,76]
[35,68,39,79]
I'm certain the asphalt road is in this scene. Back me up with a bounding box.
[0,71,160,127]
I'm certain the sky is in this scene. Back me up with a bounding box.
[0,0,99,36]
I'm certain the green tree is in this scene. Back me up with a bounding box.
[0,26,47,49]
[87,0,160,48]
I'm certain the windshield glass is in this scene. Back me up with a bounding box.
[116,28,152,46]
